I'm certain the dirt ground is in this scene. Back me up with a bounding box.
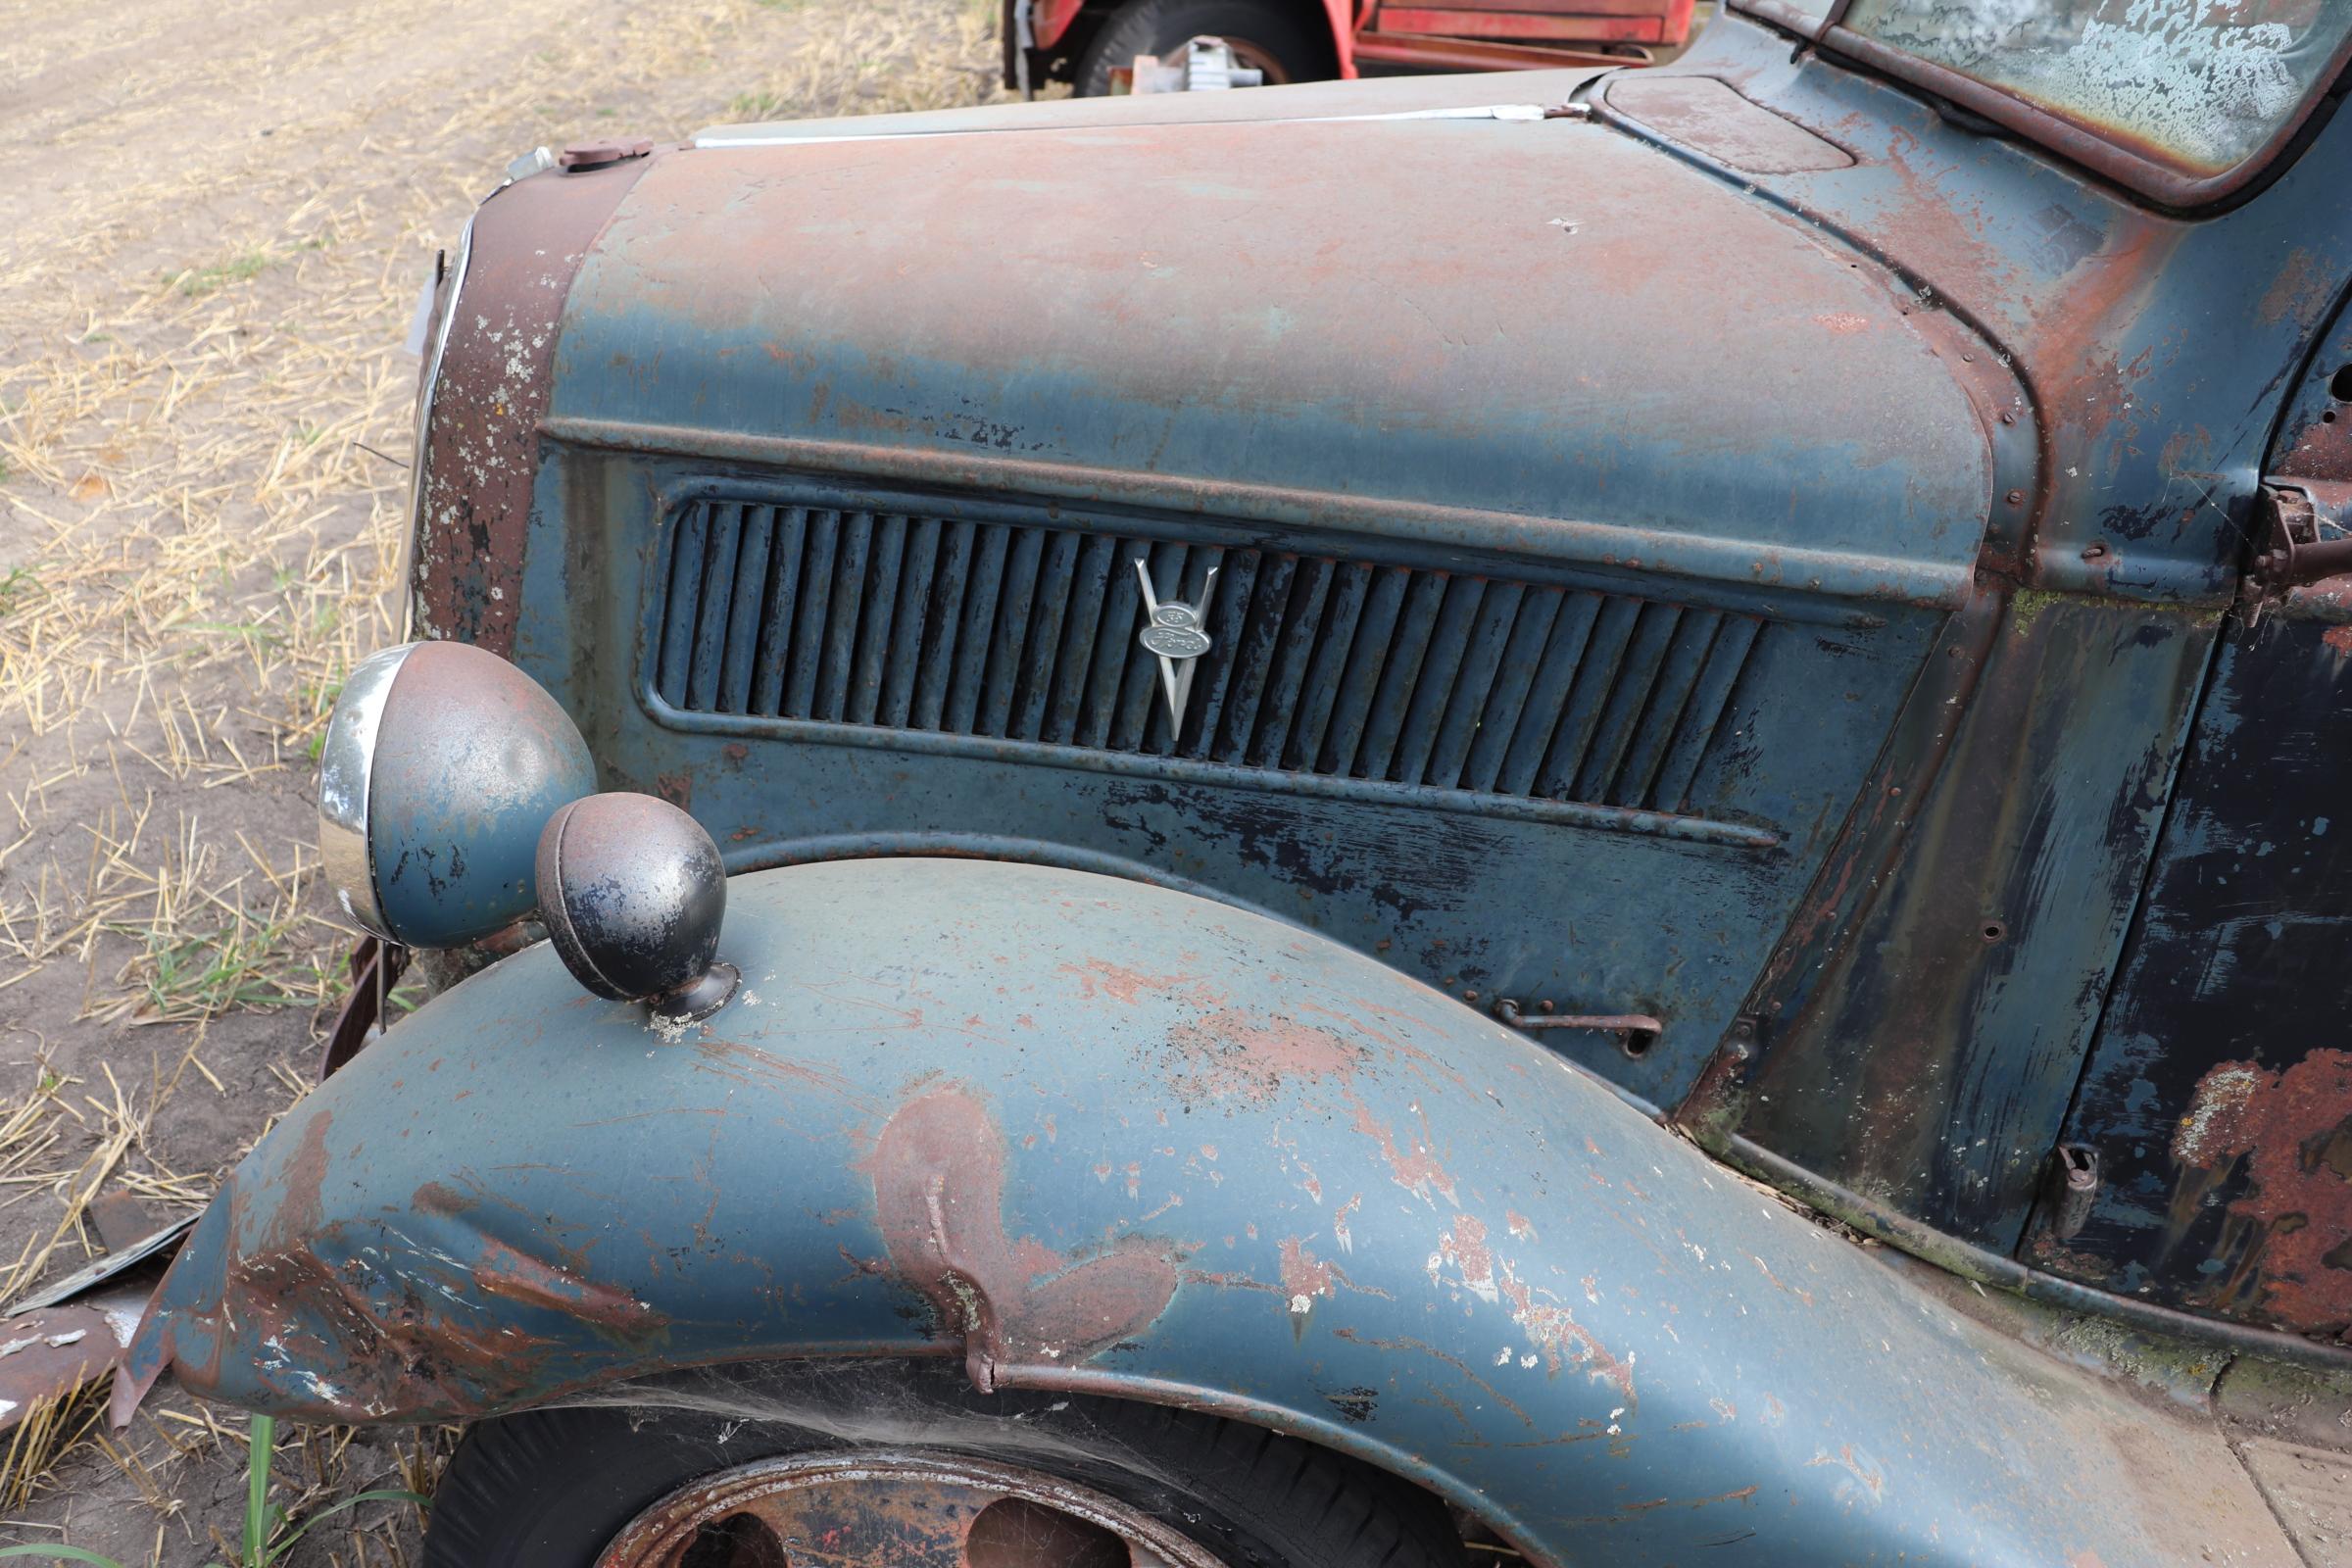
[0,0,1004,1558]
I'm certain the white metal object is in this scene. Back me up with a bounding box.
[1129,35,1266,93]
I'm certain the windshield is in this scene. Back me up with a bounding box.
[1839,0,2352,180]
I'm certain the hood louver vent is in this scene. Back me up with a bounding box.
[650,501,1762,818]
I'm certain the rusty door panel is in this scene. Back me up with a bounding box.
[2029,300,2352,1339]
[2028,608,2352,1338]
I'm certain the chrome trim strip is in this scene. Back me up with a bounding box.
[318,642,417,940]
[691,103,1558,148]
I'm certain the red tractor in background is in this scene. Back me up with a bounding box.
[1003,0,1698,96]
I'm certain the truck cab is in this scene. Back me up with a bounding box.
[125,6,2352,1564]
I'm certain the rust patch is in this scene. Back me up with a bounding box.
[0,1301,136,1438]
[413,1180,473,1219]
[2258,248,2332,329]
[1058,958,1214,1006]
[1805,1444,1888,1503]
[411,157,658,652]
[2322,625,2352,658]
[2168,1050,2352,1334]
[1495,1265,1636,1406]
[1347,1092,1455,1204]
[469,1236,665,1336]
[1436,1213,1495,1299]
[148,1218,667,1420]
[1278,1237,1336,1313]
[2154,422,2212,481]
[1333,1193,1361,1252]
[122,1106,681,1425]
[265,1109,335,1251]
[1160,1008,1369,1107]
[871,1088,1180,1392]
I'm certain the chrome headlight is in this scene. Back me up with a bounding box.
[318,641,594,948]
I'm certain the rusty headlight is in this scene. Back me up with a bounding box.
[318,641,593,949]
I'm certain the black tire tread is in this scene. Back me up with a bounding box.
[424,1372,1460,1568]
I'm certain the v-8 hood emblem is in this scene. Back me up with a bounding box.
[1134,560,1218,732]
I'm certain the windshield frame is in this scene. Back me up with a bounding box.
[1732,0,2352,208]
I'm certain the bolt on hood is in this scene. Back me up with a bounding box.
[548,75,1992,607]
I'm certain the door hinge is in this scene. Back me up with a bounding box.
[2243,480,2352,627]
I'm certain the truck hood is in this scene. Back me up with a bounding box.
[547,74,1992,606]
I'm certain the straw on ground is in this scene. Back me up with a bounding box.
[0,0,1009,1558]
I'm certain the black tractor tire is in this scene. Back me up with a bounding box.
[1073,0,1337,96]
[422,1363,1460,1567]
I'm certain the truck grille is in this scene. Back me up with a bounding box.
[651,501,1762,814]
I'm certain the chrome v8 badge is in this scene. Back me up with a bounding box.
[1135,560,1218,731]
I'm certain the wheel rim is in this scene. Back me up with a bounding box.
[595,1449,1237,1568]
[1209,35,1292,85]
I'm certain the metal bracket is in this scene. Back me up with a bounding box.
[2243,480,2352,628]
[319,935,409,1082]
[1495,999,1663,1057]
[2042,1144,2102,1242]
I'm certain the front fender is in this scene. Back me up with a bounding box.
[126,859,2214,1566]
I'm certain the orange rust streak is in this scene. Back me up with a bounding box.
[870,1088,1182,1392]
[1056,957,1218,1006]
[1162,1008,1371,1107]
[2168,1049,2352,1333]
[1496,1266,1637,1406]
[1279,1237,1338,1303]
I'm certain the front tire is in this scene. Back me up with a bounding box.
[422,1365,1458,1567]
[1073,0,1337,96]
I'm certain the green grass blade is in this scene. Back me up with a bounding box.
[0,1547,135,1566]
[244,1412,276,1566]
[263,1490,430,1563]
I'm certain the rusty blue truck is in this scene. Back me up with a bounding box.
[113,3,2352,1563]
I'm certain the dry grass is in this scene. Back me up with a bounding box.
[0,0,1007,1553]
[0,0,1008,1020]
[1,1370,112,1515]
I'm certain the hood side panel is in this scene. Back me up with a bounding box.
[550,115,1991,597]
